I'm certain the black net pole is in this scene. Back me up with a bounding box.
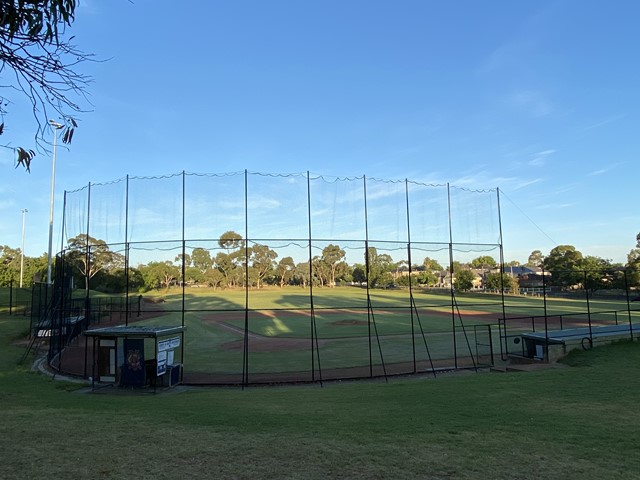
[451,293,478,372]
[242,169,249,388]
[58,255,66,373]
[410,293,437,378]
[584,270,593,344]
[83,333,88,378]
[542,265,549,357]
[84,182,91,327]
[363,176,373,377]
[447,183,457,368]
[497,188,508,361]
[405,179,434,376]
[28,284,35,337]
[363,176,387,382]
[60,190,67,262]
[124,175,130,326]
[181,171,186,330]
[180,173,186,383]
[407,245,416,372]
[307,171,315,380]
[307,172,322,385]
[91,336,96,389]
[405,180,416,372]
[624,270,634,340]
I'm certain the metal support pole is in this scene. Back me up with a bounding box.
[125,175,130,326]
[447,183,457,368]
[362,176,388,381]
[363,176,373,377]
[242,169,249,388]
[584,270,593,343]
[624,270,633,340]
[181,171,186,329]
[9,279,13,315]
[496,188,508,360]
[60,191,67,259]
[84,183,92,322]
[405,179,416,372]
[307,172,322,385]
[542,265,549,358]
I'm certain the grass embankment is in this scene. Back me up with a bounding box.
[1,312,639,479]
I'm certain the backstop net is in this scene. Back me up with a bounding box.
[58,171,504,385]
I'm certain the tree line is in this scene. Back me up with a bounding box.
[2,231,640,293]
[0,245,47,286]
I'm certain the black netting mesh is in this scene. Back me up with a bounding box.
[53,171,536,385]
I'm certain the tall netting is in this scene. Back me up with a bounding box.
[88,179,128,247]
[309,175,366,242]
[128,175,184,243]
[185,172,245,240]
[449,186,499,245]
[247,173,309,242]
[55,171,515,386]
[62,184,88,245]
[406,181,449,244]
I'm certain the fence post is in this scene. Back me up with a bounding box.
[584,271,593,343]
[9,279,13,315]
[623,270,633,340]
[488,324,494,365]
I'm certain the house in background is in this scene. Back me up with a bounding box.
[503,266,551,295]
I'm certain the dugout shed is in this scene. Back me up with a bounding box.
[84,325,186,391]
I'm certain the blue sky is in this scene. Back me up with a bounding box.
[1,0,639,264]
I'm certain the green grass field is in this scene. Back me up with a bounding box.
[117,287,638,379]
[2,309,640,479]
[5,285,638,381]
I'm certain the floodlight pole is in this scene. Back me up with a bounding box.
[47,120,64,285]
[20,208,27,288]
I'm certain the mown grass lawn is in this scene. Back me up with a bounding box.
[1,310,640,479]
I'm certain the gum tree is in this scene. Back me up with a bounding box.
[321,244,345,287]
[66,234,124,290]
[1,0,88,166]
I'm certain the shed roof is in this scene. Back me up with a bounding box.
[84,325,185,338]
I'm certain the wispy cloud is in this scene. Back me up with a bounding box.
[476,26,539,77]
[507,90,554,117]
[587,163,620,176]
[528,149,556,167]
[583,114,625,131]
[534,203,576,210]
[513,178,544,190]
[448,167,545,194]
